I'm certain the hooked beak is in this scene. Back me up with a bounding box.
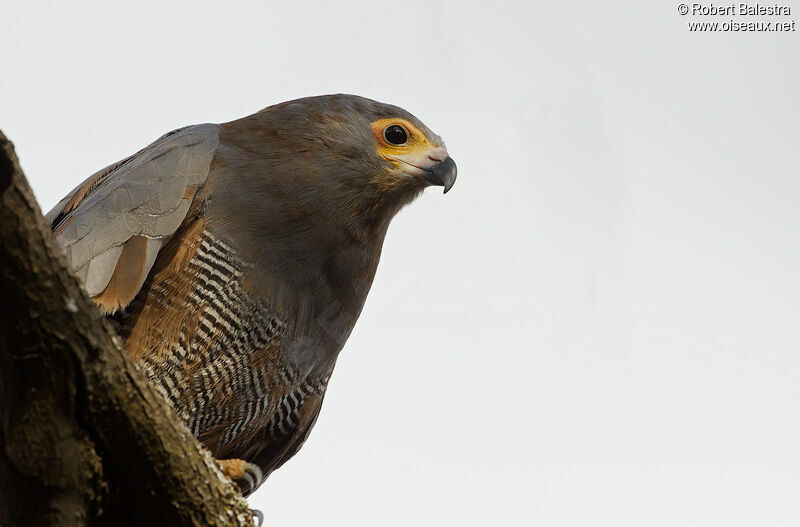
[424,156,457,194]
[386,147,458,194]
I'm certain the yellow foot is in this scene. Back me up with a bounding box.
[217,458,264,496]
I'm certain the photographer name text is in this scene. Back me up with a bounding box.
[683,3,791,15]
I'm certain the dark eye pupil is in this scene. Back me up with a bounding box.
[384,125,408,145]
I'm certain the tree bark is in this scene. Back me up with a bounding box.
[0,131,255,527]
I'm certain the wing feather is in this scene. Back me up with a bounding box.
[48,124,219,313]
[83,244,124,296]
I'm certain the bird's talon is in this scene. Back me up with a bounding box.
[251,508,264,527]
[217,458,264,495]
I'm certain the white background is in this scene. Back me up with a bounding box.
[3,2,799,526]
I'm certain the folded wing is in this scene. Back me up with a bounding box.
[47,124,219,314]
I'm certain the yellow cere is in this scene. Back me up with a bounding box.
[370,118,436,160]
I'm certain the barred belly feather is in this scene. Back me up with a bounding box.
[115,224,329,467]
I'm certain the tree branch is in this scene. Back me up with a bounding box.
[0,130,255,527]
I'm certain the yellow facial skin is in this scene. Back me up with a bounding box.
[370,118,449,175]
[370,118,436,157]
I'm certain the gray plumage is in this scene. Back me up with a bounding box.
[48,94,456,494]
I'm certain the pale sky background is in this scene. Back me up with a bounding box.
[3,1,800,526]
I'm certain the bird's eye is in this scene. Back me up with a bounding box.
[383,124,408,145]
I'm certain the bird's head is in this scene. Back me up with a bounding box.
[276,94,455,191]
[221,95,456,233]
[213,94,455,325]
[215,93,456,252]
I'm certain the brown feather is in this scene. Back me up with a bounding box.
[122,200,209,363]
[93,235,150,314]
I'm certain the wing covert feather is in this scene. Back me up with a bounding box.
[48,124,220,313]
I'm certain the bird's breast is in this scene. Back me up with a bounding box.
[114,223,333,453]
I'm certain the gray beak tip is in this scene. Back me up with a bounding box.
[426,156,457,194]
